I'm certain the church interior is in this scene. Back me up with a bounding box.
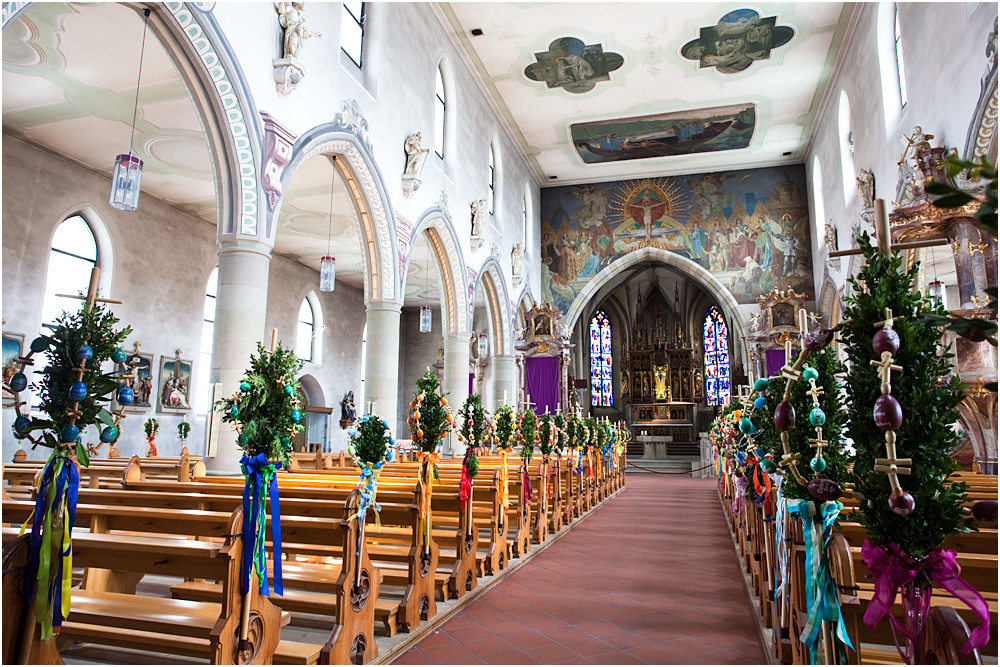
[1,1,998,665]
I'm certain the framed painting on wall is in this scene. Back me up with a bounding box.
[158,354,193,414]
[113,351,155,413]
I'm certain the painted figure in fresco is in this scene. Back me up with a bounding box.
[571,185,609,228]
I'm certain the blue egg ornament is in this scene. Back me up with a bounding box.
[810,456,827,473]
[117,386,134,405]
[30,337,49,353]
[291,410,301,423]
[753,378,770,392]
[753,396,767,409]
[240,381,251,393]
[111,348,127,364]
[61,425,79,443]
[802,367,819,382]
[284,385,294,396]
[68,381,88,402]
[738,417,754,434]
[13,415,31,435]
[75,345,94,361]
[385,449,395,462]
[9,372,27,393]
[100,426,119,443]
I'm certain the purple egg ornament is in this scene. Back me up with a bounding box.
[873,394,903,431]
[774,401,796,431]
[872,328,900,355]
[972,499,998,524]
[888,490,915,516]
[804,328,835,351]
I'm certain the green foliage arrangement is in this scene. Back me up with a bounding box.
[408,370,452,453]
[493,404,515,451]
[177,418,191,441]
[516,408,537,463]
[537,413,555,457]
[143,417,160,439]
[758,348,851,502]
[564,413,580,450]
[458,393,485,479]
[20,301,132,461]
[842,235,970,558]
[349,413,393,465]
[553,414,566,452]
[582,417,598,451]
[215,342,304,470]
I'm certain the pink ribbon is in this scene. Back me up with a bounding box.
[861,539,989,657]
[522,466,534,502]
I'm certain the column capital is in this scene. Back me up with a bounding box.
[443,332,470,344]
[366,300,403,314]
[492,354,516,362]
[218,237,274,258]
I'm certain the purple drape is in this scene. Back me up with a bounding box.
[525,357,559,415]
[469,373,473,395]
[766,350,786,378]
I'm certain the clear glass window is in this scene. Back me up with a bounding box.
[340,1,365,68]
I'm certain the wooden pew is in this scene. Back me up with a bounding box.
[1,508,290,665]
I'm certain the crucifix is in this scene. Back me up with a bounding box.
[520,394,536,413]
[55,266,121,314]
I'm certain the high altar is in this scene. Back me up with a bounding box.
[623,287,701,449]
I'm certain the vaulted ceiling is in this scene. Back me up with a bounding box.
[437,2,854,185]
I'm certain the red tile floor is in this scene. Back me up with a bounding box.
[394,476,766,665]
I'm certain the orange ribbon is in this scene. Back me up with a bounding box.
[416,451,441,547]
[146,437,157,457]
[499,447,510,512]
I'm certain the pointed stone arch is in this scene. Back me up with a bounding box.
[515,287,535,335]
[564,247,748,365]
[471,257,513,356]
[272,101,399,304]
[405,205,469,335]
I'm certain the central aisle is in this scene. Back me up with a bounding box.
[394,476,766,665]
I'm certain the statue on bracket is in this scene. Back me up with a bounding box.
[511,242,524,285]
[273,2,321,97]
[894,126,934,206]
[402,131,430,198]
[340,390,356,429]
[470,199,486,249]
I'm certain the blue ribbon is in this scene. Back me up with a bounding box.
[240,453,283,596]
[26,450,79,636]
[787,498,853,663]
[354,464,383,555]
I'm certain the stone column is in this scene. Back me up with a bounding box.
[491,354,516,412]
[364,300,403,435]
[208,239,272,473]
[442,332,470,456]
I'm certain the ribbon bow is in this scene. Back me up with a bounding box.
[861,539,989,658]
[416,451,441,547]
[499,447,511,512]
[787,499,853,662]
[350,462,384,554]
[460,449,473,513]
[240,453,283,596]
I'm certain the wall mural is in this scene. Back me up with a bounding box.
[681,9,794,74]
[571,103,756,164]
[540,166,814,311]
[523,37,624,94]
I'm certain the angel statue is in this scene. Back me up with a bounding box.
[471,199,486,238]
[277,2,321,60]
[511,242,524,279]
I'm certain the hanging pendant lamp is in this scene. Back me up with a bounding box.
[320,156,337,292]
[110,8,151,211]
[419,239,432,333]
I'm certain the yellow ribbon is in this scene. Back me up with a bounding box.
[499,447,510,512]
[417,451,441,547]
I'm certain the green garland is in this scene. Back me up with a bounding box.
[516,408,537,464]
[564,414,579,451]
[177,418,191,441]
[493,404,515,451]
[408,370,452,453]
[842,234,970,558]
[143,417,160,439]
[214,342,304,469]
[458,393,485,479]
[553,414,566,452]
[537,413,555,457]
[349,414,393,465]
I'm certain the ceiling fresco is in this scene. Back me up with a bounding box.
[522,37,624,94]
[571,103,756,164]
[2,2,217,223]
[438,2,852,184]
[681,9,796,74]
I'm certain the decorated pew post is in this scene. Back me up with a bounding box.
[457,394,485,552]
[841,229,988,664]
[537,413,555,541]
[4,266,132,653]
[214,332,303,658]
[515,402,537,554]
[177,417,191,454]
[143,417,159,456]
[407,370,453,566]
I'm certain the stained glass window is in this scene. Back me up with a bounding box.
[590,310,613,407]
[704,306,730,406]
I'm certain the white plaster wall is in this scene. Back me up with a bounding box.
[211,2,540,307]
[806,2,997,298]
[1,135,369,461]
[395,306,446,437]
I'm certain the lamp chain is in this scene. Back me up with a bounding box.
[327,156,336,257]
[128,9,152,156]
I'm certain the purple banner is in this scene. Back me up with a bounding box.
[469,373,473,395]
[525,356,559,415]
[766,349,786,378]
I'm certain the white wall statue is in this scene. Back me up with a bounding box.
[511,242,524,285]
[470,198,486,249]
[273,1,321,97]
[402,131,430,198]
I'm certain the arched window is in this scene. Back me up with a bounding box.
[194,267,218,414]
[893,5,908,107]
[811,156,827,244]
[296,298,315,362]
[590,310,613,407]
[434,65,446,159]
[703,307,730,406]
[340,1,365,68]
[838,90,855,204]
[41,215,99,327]
[487,143,496,216]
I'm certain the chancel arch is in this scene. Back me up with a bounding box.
[470,257,515,410]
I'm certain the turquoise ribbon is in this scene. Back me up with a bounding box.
[786,499,853,664]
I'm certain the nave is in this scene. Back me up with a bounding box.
[397,476,765,666]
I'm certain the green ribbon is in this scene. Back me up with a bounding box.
[786,498,854,664]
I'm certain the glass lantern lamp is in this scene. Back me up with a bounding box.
[110,153,143,211]
[927,279,946,310]
[477,332,488,357]
[320,255,335,292]
[419,305,432,333]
